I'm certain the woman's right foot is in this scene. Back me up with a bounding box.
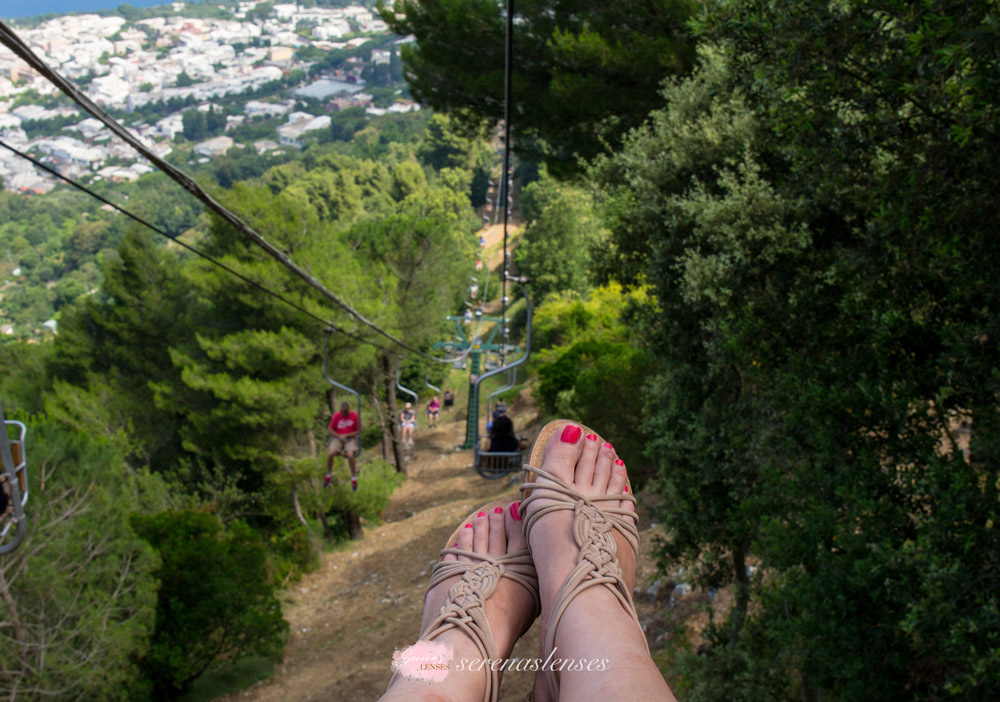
[524,423,636,606]
[523,423,671,702]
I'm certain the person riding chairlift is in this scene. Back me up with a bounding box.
[400,402,417,446]
[326,401,360,491]
[487,412,519,453]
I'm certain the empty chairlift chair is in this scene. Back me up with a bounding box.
[1,401,28,554]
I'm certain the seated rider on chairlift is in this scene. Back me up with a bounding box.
[326,401,360,491]
[485,400,507,434]
[427,395,440,428]
[400,402,417,446]
[487,412,519,453]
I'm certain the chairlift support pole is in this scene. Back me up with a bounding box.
[395,364,418,407]
[425,376,442,395]
[486,366,517,410]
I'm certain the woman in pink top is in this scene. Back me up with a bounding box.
[427,396,441,428]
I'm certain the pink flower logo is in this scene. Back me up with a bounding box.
[391,641,453,682]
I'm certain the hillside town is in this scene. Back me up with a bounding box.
[0,1,417,194]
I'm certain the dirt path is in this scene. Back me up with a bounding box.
[219,388,680,702]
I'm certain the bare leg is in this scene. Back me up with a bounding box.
[527,426,675,702]
[325,444,335,476]
[379,505,535,702]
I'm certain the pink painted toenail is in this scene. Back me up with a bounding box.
[452,542,459,547]
[464,524,472,528]
[624,485,629,493]
[477,512,486,518]
[603,442,613,449]
[560,424,582,443]
[510,502,522,520]
[586,433,597,441]
[614,459,625,466]
[493,506,503,514]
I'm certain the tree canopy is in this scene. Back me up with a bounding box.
[379,0,697,177]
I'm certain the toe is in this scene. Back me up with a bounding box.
[505,501,526,551]
[607,457,627,496]
[442,541,459,562]
[576,432,600,486]
[488,505,506,556]
[473,510,490,554]
[592,441,615,492]
[457,520,474,560]
[540,422,586,484]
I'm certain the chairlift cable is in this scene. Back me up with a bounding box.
[0,138,381,350]
[0,19,458,364]
[500,0,514,366]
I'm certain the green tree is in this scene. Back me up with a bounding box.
[0,343,50,415]
[329,106,368,142]
[596,2,1000,694]
[379,0,697,176]
[533,284,654,481]
[247,1,273,22]
[417,112,485,172]
[0,418,166,701]
[131,510,288,700]
[515,171,603,302]
[48,229,197,475]
[181,109,206,140]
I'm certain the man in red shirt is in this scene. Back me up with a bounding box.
[326,401,360,491]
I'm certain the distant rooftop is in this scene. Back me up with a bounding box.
[293,78,366,101]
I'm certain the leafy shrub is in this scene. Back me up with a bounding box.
[131,510,288,700]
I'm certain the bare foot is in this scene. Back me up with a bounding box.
[523,423,668,702]
[382,503,537,702]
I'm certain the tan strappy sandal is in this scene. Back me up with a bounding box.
[387,497,540,702]
[519,420,646,701]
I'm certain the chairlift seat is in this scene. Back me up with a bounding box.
[1,420,27,539]
[473,434,525,479]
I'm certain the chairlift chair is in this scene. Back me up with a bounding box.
[472,281,532,479]
[322,331,362,457]
[1,400,28,554]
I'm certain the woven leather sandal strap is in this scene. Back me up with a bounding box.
[429,548,540,616]
[419,560,503,702]
[520,464,645,701]
[520,465,639,557]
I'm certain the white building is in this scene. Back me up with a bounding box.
[194,135,234,158]
[277,114,330,148]
[314,21,351,40]
[245,100,290,118]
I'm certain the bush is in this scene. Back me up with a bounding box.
[0,417,166,701]
[131,510,288,700]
